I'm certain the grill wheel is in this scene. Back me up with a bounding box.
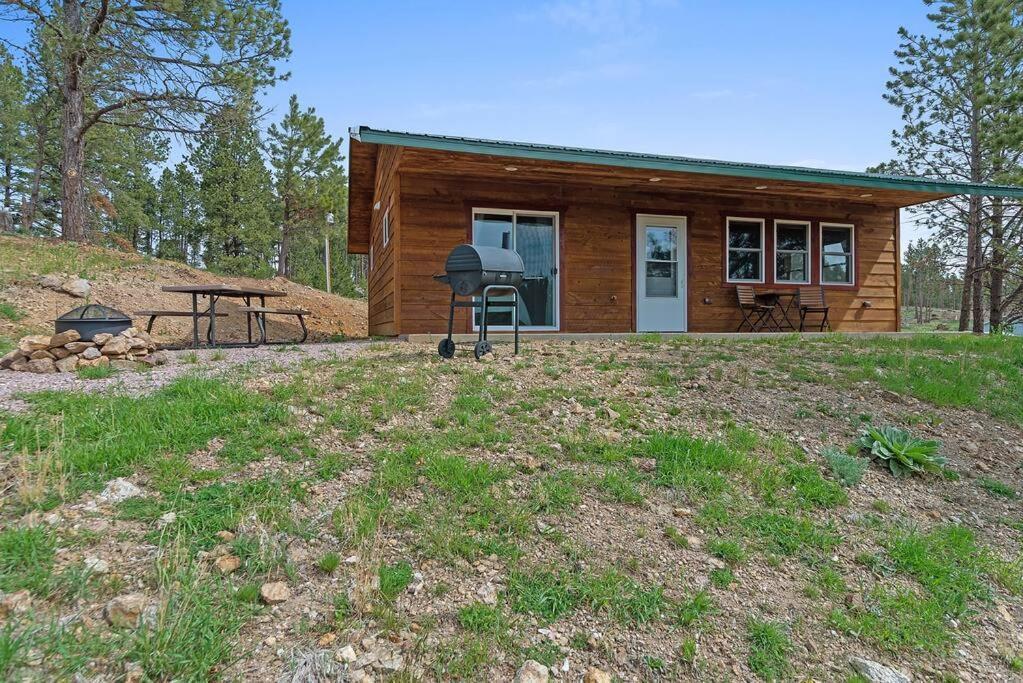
[473,340,492,360]
[438,338,456,359]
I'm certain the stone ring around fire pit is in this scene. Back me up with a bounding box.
[1,327,167,374]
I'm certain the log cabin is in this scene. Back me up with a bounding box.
[346,127,1023,336]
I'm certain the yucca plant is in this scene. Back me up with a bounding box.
[856,426,945,478]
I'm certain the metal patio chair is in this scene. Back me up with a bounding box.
[736,285,779,332]
[797,286,831,331]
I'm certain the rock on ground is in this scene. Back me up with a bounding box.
[61,278,91,298]
[514,660,550,683]
[260,581,290,604]
[98,478,144,503]
[850,656,911,683]
[105,593,147,628]
[583,668,612,683]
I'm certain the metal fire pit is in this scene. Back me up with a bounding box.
[55,304,132,341]
[433,244,524,360]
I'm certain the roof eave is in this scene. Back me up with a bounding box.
[354,126,1023,200]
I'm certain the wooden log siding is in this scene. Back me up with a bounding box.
[367,145,402,336]
[381,165,899,336]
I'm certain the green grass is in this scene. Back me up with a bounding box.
[708,538,746,566]
[529,471,581,514]
[77,363,117,379]
[834,334,1023,425]
[978,477,1017,499]
[643,432,747,497]
[747,619,791,681]
[599,467,646,505]
[507,566,667,625]
[317,552,341,574]
[0,526,56,594]
[457,603,506,635]
[0,301,24,322]
[379,561,414,600]
[675,590,715,628]
[1,376,300,496]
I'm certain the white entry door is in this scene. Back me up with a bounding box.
[636,214,687,332]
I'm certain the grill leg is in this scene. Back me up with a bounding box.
[481,293,490,342]
[513,289,520,355]
[447,292,456,341]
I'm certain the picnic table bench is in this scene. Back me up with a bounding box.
[137,284,309,348]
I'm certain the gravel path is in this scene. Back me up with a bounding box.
[0,341,374,413]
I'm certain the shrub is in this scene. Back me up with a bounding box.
[822,447,869,487]
[856,426,945,478]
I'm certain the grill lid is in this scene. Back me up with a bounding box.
[444,244,524,275]
[56,304,132,321]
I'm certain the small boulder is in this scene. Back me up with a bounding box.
[79,355,110,369]
[29,349,55,360]
[49,329,81,347]
[51,347,72,360]
[215,555,241,575]
[583,668,612,683]
[26,358,57,374]
[99,478,144,503]
[81,346,102,360]
[38,274,63,290]
[215,530,235,542]
[0,349,25,369]
[0,589,33,616]
[260,581,290,604]
[138,351,168,367]
[61,278,91,298]
[55,355,79,373]
[101,336,132,356]
[849,657,911,683]
[110,359,138,371]
[84,557,110,574]
[514,660,549,683]
[337,645,357,663]
[92,332,113,345]
[104,593,147,628]
[18,335,51,354]
[64,341,95,353]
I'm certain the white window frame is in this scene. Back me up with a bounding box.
[471,207,560,331]
[773,219,811,285]
[725,217,766,284]
[368,243,374,273]
[381,203,391,248]
[819,222,856,286]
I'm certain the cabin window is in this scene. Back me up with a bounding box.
[726,217,765,283]
[820,223,855,284]
[381,204,391,247]
[774,220,810,284]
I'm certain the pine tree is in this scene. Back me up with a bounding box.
[155,164,203,264]
[267,95,343,279]
[879,0,1023,332]
[1,0,290,241]
[190,102,276,278]
[0,46,27,232]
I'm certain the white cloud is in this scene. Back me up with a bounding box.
[540,0,676,35]
[518,62,640,88]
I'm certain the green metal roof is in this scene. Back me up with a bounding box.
[351,126,1023,199]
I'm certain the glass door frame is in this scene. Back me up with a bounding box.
[470,207,561,332]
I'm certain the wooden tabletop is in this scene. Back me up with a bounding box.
[162,284,287,297]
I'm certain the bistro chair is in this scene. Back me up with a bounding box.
[736,285,779,332]
[797,287,831,331]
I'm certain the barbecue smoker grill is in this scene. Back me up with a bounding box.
[433,244,524,360]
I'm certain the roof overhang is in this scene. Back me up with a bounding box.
[351,126,1023,207]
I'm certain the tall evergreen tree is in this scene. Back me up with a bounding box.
[266,95,343,278]
[155,163,203,264]
[0,46,28,232]
[0,0,290,241]
[878,0,1023,332]
[190,102,276,278]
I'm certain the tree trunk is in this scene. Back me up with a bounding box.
[21,120,47,231]
[278,195,291,278]
[59,0,87,242]
[989,196,1004,332]
[958,247,973,331]
[969,195,984,334]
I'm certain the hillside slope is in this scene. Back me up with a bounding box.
[0,235,367,344]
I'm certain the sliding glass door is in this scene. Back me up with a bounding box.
[472,209,559,329]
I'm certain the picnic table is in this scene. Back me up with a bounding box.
[137,284,310,348]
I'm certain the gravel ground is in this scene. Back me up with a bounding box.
[0,341,375,412]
